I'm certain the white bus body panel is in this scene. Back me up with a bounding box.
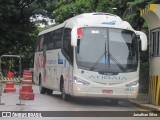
[34,49,71,89]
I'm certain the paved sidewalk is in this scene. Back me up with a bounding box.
[129,93,160,111]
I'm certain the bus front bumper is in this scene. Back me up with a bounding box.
[72,85,138,99]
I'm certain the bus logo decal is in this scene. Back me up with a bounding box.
[58,53,63,64]
[89,76,127,80]
[112,77,118,80]
[121,77,127,80]
[102,21,116,25]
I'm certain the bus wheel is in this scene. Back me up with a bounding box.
[61,82,69,101]
[40,84,46,94]
[39,77,46,94]
[46,89,53,95]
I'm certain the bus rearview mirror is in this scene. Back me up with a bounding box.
[71,27,77,47]
[136,31,147,51]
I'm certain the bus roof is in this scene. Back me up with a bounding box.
[38,23,65,36]
[38,12,134,36]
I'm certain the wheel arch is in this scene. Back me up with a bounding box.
[39,73,42,86]
[60,75,64,92]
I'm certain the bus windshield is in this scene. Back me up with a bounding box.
[76,27,138,73]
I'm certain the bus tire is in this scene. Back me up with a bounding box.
[46,89,53,95]
[39,76,46,94]
[60,77,69,101]
[61,85,69,101]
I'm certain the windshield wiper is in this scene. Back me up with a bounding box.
[109,53,126,72]
[90,51,126,72]
[90,40,108,71]
[90,37,126,72]
[90,51,108,71]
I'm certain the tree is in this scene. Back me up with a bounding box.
[0,0,57,70]
[53,0,94,23]
[52,0,146,25]
[0,0,57,56]
[0,0,57,55]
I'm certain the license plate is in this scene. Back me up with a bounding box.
[102,90,113,94]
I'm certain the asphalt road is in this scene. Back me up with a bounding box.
[0,84,159,120]
[0,85,137,111]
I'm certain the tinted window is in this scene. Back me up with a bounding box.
[50,28,63,50]
[150,29,160,57]
[35,28,63,51]
[62,28,73,64]
[76,27,138,73]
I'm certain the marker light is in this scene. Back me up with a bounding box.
[77,28,83,39]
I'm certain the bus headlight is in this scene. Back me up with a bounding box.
[74,77,90,85]
[125,80,139,87]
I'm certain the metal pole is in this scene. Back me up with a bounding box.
[0,96,5,105]
[19,57,22,78]
[0,85,5,105]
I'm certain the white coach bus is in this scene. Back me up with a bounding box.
[33,13,147,102]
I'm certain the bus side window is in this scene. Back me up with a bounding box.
[63,28,73,64]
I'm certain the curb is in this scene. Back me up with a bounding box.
[129,99,160,111]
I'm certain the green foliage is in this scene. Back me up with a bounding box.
[0,0,57,70]
[52,0,138,23]
[96,0,116,13]
[53,0,94,23]
[127,0,144,6]
[0,0,56,58]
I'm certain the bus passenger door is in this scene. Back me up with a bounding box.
[62,21,74,95]
[63,58,72,95]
